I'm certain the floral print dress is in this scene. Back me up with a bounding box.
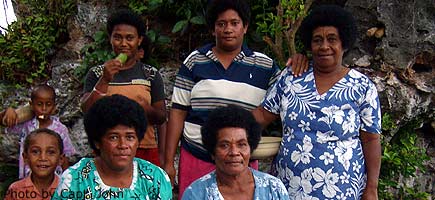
[261,67,381,199]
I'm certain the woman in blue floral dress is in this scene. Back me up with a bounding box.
[253,5,382,200]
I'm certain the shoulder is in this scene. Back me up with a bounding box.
[242,50,275,69]
[7,178,29,191]
[252,169,286,187]
[135,158,170,180]
[139,63,159,79]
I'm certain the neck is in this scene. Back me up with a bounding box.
[31,173,54,193]
[37,118,52,128]
[212,46,241,69]
[94,157,133,188]
[215,168,252,188]
[313,64,346,77]
[122,59,137,70]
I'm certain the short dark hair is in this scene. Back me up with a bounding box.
[30,83,56,101]
[201,105,261,155]
[298,4,357,51]
[206,0,251,30]
[107,9,146,37]
[24,128,64,153]
[84,95,147,155]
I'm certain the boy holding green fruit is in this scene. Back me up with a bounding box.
[80,9,167,166]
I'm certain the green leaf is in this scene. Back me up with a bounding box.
[190,16,205,25]
[172,20,188,33]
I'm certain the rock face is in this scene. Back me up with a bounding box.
[1,0,434,195]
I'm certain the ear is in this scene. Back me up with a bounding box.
[58,153,66,166]
[29,100,33,106]
[138,36,143,47]
[23,152,29,165]
[95,141,101,150]
[243,24,248,34]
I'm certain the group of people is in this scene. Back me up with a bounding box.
[0,0,381,199]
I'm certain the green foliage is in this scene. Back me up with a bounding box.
[128,0,162,15]
[0,163,18,199]
[0,0,76,86]
[74,31,113,83]
[379,116,430,199]
[170,0,207,34]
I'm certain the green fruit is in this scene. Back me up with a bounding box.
[116,53,128,64]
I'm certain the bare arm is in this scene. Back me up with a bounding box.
[360,130,381,200]
[163,108,187,185]
[1,107,18,127]
[286,53,309,77]
[81,59,123,112]
[157,122,167,166]
[251,107,279,129]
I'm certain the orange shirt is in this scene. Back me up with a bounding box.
[4,175,59,200]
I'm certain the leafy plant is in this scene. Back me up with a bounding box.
[0,0,76,85]
[170,0,207,35]
[74,31,113,83]
[256,0,313,66]
[378,116,430,200]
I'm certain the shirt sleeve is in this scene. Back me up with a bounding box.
[57,124,77,156]
[171,62,195,111]
[52,169,74,199]
[268,61,282,87]
[83,66,102,93]
[150,70,165,104]
[261,68,290,115]
[359,79,382,134]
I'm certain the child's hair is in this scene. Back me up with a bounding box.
[23,128,64,153]
[30,83,56,101]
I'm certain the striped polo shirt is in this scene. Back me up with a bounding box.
[171,43,281,161]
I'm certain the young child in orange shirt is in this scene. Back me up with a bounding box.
[4,128,65,200]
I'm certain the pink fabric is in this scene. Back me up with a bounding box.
[178,146,258,199]
[6,116,76,178]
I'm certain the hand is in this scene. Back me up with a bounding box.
[101,59,123,83]
[2,108,18,127]
[362,187,378,200]
[286,53,309,77]
[163,162,176,186]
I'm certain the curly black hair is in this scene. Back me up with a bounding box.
[298,4,358,51]
[206,0,251,30]
[107,9,146,37]
[31,83,56,101]
[201,105,261,155]
[84,95,147,155]
[24,128,64,154]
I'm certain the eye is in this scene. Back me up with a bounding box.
[126,134,137,140]
[127,36,134,41]
[218,143,229,149]
[231,21,240,26]
[31,149,41,155]
[47,150,57,155]
[216,22,225,28]
[109,135,119,141]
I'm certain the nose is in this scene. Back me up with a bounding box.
[39,152,48,161]
[319,40,329,50]
[228,144,239,156]
[117,137,128,149]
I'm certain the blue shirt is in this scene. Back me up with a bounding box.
[261,67,381,199]
[171,43,281,161]
[182,168,289,200]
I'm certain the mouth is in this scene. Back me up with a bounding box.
[36,164,51,169]
[37,115,46,120]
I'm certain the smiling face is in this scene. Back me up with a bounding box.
[95,124,139,173]
[110,24,143,62]
[23,132,64,179]
[213,9,248,52]
[311,26,344,72]
[213,127,251,177]
[30,89,56,122]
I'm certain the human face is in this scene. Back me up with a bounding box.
[95,124,139,173]
[213,127,251,177]
[311,26,344,71]
[30,90,55,121]
[23,133,64,179]
[110,24,143,62]
[213,9,248,52]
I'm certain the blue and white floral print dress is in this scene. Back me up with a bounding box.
[261,67,381,199]
[182,168,289,200]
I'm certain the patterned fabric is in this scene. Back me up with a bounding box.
[261,67,381,199]
[5,175,59,200]
[171,43,281,158]
[52,157,172,200]
[6,116,76,179]
[182,168,289,200]
[83,62,165,149]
